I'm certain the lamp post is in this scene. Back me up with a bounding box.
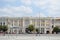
[39,12,40,36]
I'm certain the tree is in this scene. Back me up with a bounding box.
[28,25,35,32]
[0,25,2,32]
[2,25,8,33]
[25,28,30,33]
[0,25,8,34]
[53,26,59,34]
[36,28,39,34]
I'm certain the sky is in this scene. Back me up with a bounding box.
[0,0,60,17]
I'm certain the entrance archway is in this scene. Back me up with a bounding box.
[46,31,50,34]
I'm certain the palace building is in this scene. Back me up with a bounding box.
[0,17,60,34]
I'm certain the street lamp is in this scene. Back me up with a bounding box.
[39,12,40,36]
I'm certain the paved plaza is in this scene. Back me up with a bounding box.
[0,34,60,40]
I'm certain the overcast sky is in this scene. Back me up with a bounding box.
[0,0,60,17]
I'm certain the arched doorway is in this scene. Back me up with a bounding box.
[46,31,50,34]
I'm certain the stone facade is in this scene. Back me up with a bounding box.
[0,17,60,34]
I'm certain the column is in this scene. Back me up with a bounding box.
[35,19,37,28]
[30,19,32,24]
[50,19,52,34]
[12,29,13,34]
[7,28,10,34]
[45,20,46,27]
[44,28,46,34]
[40,19,41,33]
[22,18,25,33]
[5,21,6,25]
[10,28,12,34]
[13,20,14,26]
[17,29,19,34]
[40,19,41,27]
[2,22,3,26]
[18,20,19,26]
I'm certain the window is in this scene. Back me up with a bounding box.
[52,19,54,24]
[52,25,54,28]
[41,20,45,26]
[25,19,30,26]
[41,23,45,26]
[41,28,44,33]
[0,22,2,25]
[12,24,13,26]
[36,19,40,26]
[3,22,5,25]
[46,24,49,26]
[45,20,50,26]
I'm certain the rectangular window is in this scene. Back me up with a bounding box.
[41,28,44,33]
[41,20,45,26]
[3,22,5,25]
[24,19,30,26]
[41,23,45,26]
[36,19,40,26]
[0,22,2,25]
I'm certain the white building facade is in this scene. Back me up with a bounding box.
[0,17,60,34]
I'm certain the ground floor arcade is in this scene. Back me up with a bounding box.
[7,26,52,34]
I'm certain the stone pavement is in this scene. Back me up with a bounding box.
[0,34,60,40]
